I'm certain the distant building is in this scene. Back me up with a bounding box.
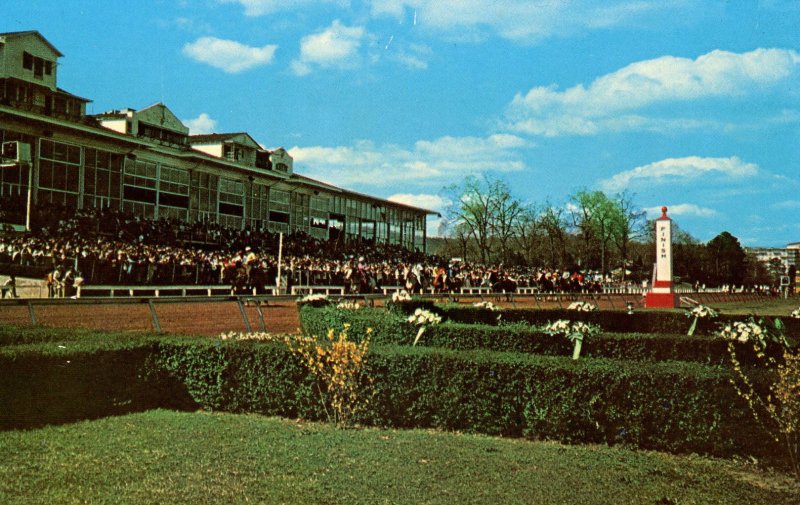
[0,31,435,250]
[745,245,799,283]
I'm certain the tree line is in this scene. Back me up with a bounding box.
[437,175,781,288]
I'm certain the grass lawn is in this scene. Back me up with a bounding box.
[0,410,797,505]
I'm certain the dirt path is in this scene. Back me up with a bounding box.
[0,300,301,336]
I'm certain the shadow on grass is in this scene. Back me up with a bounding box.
[0,349,198,431]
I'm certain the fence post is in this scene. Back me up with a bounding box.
[254,302,267,331]
[237,298,253,332]
[148,300,162,333]
[27,300,38,325]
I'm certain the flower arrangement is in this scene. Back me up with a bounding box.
[544,319,601,359]
[685,304,718,336]
[219,331,283,342]
[718,320,767,349]
[407,308,442,346]
[297,293,330,308]
[567,301,597,312]
[336,300,362,310]
[391,290,413,303]
[473,301,499,311]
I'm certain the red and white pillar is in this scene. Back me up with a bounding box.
[646,206,679,308]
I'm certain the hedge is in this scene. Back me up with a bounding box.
[298,306,783,366]
[0,346,195,429]
[150,339,783,465]
[443,305,800,336]
[0,326,789,468]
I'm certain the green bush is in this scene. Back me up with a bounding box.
[298,306,780,366]
[440,306,800,336]
[0,325,788,468]
[0,346,195,429]
[150,339,782,464]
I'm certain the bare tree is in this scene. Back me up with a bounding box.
[539,203,569,269]
[609,191,647,280]
[444,175,525,265]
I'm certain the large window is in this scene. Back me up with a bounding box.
[138,124,187,146]
[22,52,52,79]
[158,165,189,220]
[218,177,243,229]
[190,171,218,223]
[246,182,269,229]
[122,159,157,219]
[38,139,80,208]
[292,193,311,233]
[307,195,327,239]
[268,189,290,232]
[83,148,122,209]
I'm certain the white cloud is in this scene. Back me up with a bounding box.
[388,193,447,211]
[182,113,217,135]
[645,204,718,218]
[599,156,759,192]
[389,43,432,70]
[220,0,347,16]
[388,194,449,237]
[773,200,800,210]
[506,48,800,136]
[182,37,277,73]
[369,1,676,44]
[290,134,529,188]
[292,20,366,75]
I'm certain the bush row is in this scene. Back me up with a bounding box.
[151,339,782,464]
[0,326,786,466]
[0,346,194,429]
[298,306,780,366]
[389,300,800,336]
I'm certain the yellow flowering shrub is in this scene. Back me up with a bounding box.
[284,324,373,427]
[721,319,799,478]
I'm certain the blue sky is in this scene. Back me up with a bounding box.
[4,0,800,246]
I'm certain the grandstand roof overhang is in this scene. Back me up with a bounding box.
[0,104,438,218]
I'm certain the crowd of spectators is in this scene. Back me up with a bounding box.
[0,205,621,297]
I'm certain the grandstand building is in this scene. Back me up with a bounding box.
[0,31,434,251]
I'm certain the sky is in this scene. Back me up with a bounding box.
[4,0,800,247]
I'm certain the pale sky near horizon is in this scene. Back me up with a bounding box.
[4,1,800,247]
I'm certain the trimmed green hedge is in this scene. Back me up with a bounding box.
[0,325,788,468]
[446,306,800,336]
[384,301,800,336]
[0,347,195,429]
[0,327,199,429]
[150,339,782,464]
[298,306,780,366]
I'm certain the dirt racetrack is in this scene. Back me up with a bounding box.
[0,299,302,336]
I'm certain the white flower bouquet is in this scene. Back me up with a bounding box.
[567,301,597,312]
[473,301,499,311]
[407,308,442,346]
[336,300,362,310]
[391,290,413,303]
[297,293,330,307]
[718,319,770,357]
[544,319,601,359]
[686,304,718,336]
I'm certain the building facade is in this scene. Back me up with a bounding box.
[0,31,433,251]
